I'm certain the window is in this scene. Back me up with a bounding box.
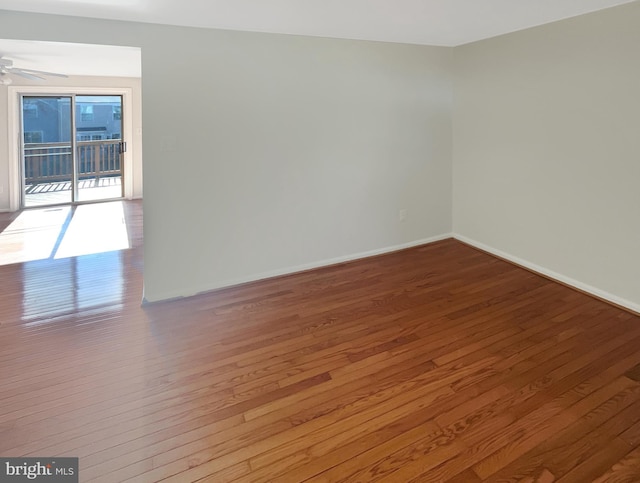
[80,105,94,122]
[24,131,43,143]
[111,133,122,140]
[113,106,122,121]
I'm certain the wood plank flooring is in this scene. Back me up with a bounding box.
[1,200,639,482]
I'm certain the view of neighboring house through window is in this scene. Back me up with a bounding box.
[22,96,123,145]
[80,104,94,122]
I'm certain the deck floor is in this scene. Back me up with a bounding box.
[25,177,123,207]
[1,204,639,482]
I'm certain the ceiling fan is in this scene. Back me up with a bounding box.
[0,57,68,85]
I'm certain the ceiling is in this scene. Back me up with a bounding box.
[0,39,141,78]
[0,0,637,47]
[0,0,635,78]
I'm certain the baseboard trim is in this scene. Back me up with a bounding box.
[143,233,453,304]
[453,234,640,316]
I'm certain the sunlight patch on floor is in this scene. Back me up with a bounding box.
[0,207,70,265]
[0,201,130,266]
[55,202,130,259]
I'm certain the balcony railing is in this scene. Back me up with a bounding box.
[24,140,123,185]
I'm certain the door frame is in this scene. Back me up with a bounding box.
[8,86,134,211]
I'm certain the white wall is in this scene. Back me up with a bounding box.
[453,2,640,311]
[6,6,635,310]
[0,10,454,302]
[0,74,143,210]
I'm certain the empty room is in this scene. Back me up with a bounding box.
[0,0,639,481]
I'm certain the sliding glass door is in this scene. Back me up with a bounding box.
[21,94,125,208]
[22,96,73,207]
[75,96,124,202]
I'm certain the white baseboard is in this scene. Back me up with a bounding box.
[453,234,640,315]
[143,233,453,303]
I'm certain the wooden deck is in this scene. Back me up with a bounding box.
[25,177,123,207]
[1,203,639,482]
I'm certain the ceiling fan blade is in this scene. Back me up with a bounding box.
[12,70,46,81]
[17,68,68,78]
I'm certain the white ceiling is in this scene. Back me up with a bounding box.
[0,0,637,47]
[0,39,141,78]
[0,0,635,78]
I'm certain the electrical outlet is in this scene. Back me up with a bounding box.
[399,209,407,222]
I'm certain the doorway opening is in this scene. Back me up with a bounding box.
[3,39,142,213]
[22,94,126,208]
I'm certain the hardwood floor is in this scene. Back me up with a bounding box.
[1,201,639,482]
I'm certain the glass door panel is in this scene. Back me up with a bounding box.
[75,95,124,202]
[22,96,73,207]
